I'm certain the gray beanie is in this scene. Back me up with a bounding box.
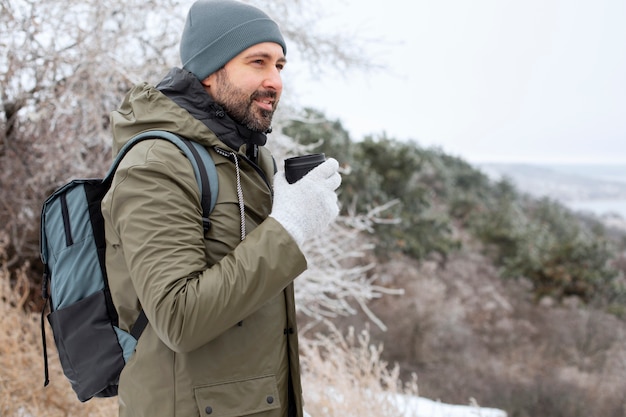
[180,0,287,81]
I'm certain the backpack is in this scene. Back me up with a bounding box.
[39,130,218,402]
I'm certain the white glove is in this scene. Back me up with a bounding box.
[270,158,342,247]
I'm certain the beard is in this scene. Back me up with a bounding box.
[212,68,278,133]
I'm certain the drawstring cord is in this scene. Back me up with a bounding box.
[215,148,246,241]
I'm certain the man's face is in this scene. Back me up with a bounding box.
[202,42,286,132]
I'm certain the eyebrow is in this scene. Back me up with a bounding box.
[244,52,287,65]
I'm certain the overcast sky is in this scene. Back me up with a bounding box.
[289,0,626,164]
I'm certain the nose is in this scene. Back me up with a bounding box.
[262,67,283,93]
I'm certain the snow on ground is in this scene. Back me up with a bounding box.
[391,394,508,417]
[303,394,508,417]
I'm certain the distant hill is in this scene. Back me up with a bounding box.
[477,163,626,200]
[477,163,626,220]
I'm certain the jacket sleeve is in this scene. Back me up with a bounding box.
[104,140,307,353]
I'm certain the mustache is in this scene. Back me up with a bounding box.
[251,90,277,101]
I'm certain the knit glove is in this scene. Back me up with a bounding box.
[270,158,342,247]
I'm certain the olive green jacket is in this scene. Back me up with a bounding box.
[102,69,307,417]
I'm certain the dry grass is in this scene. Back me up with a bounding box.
[300,322,419,417]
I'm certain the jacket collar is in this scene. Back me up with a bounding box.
[156,67,268,151]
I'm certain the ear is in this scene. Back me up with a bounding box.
[200,75,215,97]
[201,75,212,88]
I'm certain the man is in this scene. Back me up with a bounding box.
[101,1,341,416]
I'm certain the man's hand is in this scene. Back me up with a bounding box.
[270,158,342,247]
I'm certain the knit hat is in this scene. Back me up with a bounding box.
[180,0,287,81]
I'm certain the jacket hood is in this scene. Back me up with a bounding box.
[109,67,268,155]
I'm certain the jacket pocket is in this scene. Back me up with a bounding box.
[194,375,281,417]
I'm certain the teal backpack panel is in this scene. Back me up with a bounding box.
[43,181,105,309]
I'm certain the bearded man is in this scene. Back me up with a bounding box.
[101,1,341,416]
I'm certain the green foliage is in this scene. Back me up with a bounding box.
[361,149,455,259]
[283,108,624,304]
[472,195,620,302]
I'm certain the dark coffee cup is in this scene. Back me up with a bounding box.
[284,153,326,184]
